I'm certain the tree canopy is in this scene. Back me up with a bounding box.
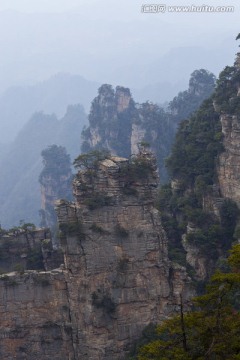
[132,244,240,360]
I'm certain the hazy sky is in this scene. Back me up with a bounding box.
[0,0,239,22]
[0,0,239,93]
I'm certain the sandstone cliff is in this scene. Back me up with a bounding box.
[218,113,240,205]
[39,145,73,242]
[216,53,240,206]
[56,152,192,359]
[0,152,192,360]
[0,226,63,274]
[162,52,240,282]
[81,84,135,158]
[82,70,215,183]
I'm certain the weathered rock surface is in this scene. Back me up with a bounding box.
[216,53,240,206]
[0,270,74,360]
[0,226,63,274]
[0,153,192,359]
[39,145,73,237]
[56,152,192,359]
[81,84,134,158]
[218,114,240,206]
[82,71,216,184]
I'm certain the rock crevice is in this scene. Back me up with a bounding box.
[0,152,192,359]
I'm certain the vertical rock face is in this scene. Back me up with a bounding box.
[0,227,48,273]
[39,145,73,238]
[217,53,240,207]
[163,53,240,282]
[82,71,215,184]
[0,270,74,360]
[218,114,240,206]
[40,172,72,227]
[0,152,192,359]
[56,152,191,359]
[0,226,63,273]
[131,122,146,154]
[81,85,134,158]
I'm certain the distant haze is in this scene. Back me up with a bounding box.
[0,0,239,140]
[0,0,239,228]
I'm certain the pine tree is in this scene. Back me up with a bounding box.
[137,244,240,360]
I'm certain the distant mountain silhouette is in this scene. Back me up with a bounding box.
[0,73,99,143]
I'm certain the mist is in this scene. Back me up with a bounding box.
[0,0,239,92]
[0,0,239,227]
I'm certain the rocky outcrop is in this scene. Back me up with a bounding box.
[82,70,215,184]
[0,227,63,273]
[55,152,192,359]
[217,113,240,206]
[0,269,74,360]
[40,172,72,228]
[182,224,215,281]
[81,84,134,158]
[216,53,240,206]
[39,145,73,242]
[0,152,192,360]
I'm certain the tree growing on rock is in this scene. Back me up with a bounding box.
[134,244,240,360]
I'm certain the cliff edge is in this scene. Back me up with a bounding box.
[0,151,192,359]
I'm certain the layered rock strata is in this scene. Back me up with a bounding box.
[0,153,192,359]
[217,53,240,206]
[56,152,191,359]
[218,114,240,206]
[0,227,62,273]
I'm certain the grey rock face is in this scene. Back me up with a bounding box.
[0,153,192,359]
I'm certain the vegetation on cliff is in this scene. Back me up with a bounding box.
[73,148,110,170]
[214,65,240,114]
[39,145,73,229]
[166,98,223,188]
[81,70,216,183]
[130,244,240,360]
[157,50,240,273]
[168,69,216,125]
[39,144,72,185]
[81,84,136,157]
[0,103,86,228]
[0,222,45,273]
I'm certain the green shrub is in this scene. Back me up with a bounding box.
[115,224,129,238]
[59,221,84,236]
[84,194,112,210]
[0,275,18,286]
[92,291,116,314]
[33,277,50,287]
[117,258,129,272]
[26,249,44,270]
[121,186,138,196]
[90,223,106,234]
[14,264,25,274]
[73,149,110,170]
[121,156,154,182]
[168,248,186,267]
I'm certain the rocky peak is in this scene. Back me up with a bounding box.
[216,54,240,207]
[82,70,216,185]
[82,85,134,157]
[188,69,215,96]
[55,151,192,359]
[72,151,158,210]
[0,151,192,359]
[115,86,131,112]
[234,52,240,69]
[39,145,73,242]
